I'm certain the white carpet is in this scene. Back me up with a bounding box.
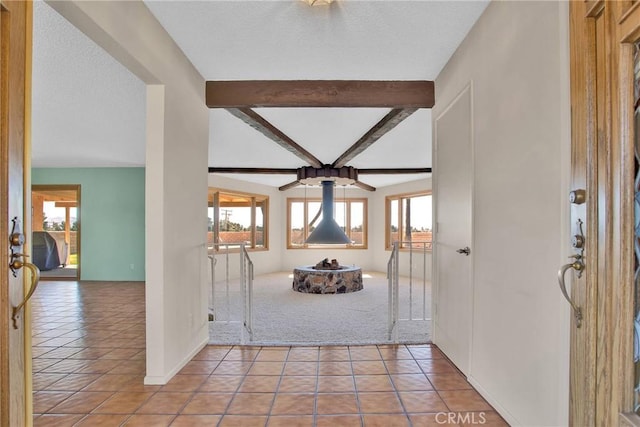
[208,271,431,346]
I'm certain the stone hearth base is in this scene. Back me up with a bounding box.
[292,266,363,294]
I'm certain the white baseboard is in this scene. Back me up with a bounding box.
[467,375,519,426]
[144,329,209,385]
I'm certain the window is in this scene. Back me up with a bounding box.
[287,197,367,249]
[208,188,268,251]
[386,192,432,250]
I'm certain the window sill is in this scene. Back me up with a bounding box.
[287,245,368,250]
[208,247,269,255]
[385,246,433,253]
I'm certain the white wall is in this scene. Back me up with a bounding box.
[432,2,570,426]
[48,1,211,384]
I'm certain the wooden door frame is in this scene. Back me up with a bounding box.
[617,1,640,424]
[32,184,82,281]
[1,0,33,425]
[570,1,640,425]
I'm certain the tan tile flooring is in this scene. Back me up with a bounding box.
[31,281,508,426]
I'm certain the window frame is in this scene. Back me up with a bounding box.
[208,187,269,253]
[385,191,432,251]
[286,197,368,249]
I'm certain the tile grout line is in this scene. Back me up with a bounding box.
[190,346,233,427]
[215,345,262,427]
[313,346,321,427]
[347,345,365,427]
[412,345,453,414]
[264,345,293,426]
[379,344,413,427]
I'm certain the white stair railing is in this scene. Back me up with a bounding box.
[240,244,254,341]
[388,240,431,342]
[400,241,431,322]
[387,241,399,341]
[207,243,254,343]
[207,254,216,321]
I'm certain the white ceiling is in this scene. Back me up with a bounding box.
[31,0,489,189]
[32,1,146,168]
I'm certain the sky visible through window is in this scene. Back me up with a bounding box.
[43,201,77,225]
[209,196,432,230]
[209,207,255,228]
[409,195,432,230]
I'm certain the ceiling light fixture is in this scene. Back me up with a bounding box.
[303,0,334,6]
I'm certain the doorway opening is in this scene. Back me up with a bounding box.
[31,185,81,280]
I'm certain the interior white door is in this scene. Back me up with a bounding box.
[433,85,473,375]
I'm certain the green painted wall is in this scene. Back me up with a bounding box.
[32,168,145,281]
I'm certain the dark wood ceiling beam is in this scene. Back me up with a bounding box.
[208,166,432,174]
[331,108,417,168]
[226,108,323,168]
[353,181,376,192]
[209,167,298,174]
[279,180,301,191]
[207,81,434,108]
[358,168,432,174]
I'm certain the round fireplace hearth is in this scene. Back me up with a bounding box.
[292,265,363,294]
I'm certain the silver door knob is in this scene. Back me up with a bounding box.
[456,247,471,256]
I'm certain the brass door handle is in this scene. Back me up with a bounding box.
[557,255,583,328]
[11,260,40,329]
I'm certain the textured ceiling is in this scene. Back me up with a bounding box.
[32,1,146,168]
[144,1,488,80]
[31,0,489,188]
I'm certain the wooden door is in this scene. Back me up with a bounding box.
[0,1,31,425]
[433,84,473,375]
[569,2,640,425]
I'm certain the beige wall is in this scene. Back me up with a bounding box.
[49,1,211,384]
[432,1,570,425]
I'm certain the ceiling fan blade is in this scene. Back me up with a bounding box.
[279,180,302,191]
[226,108,323,168]
[331,108,417,168]
[208,167,298,174]
[357,167,432,174]
[353,180,376,192]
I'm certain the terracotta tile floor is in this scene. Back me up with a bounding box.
[31,281,508,426]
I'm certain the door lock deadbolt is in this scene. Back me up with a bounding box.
[9,217,24,248]
[572,234,585,249]
[10,232,24,247]
[569,189,586,205]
